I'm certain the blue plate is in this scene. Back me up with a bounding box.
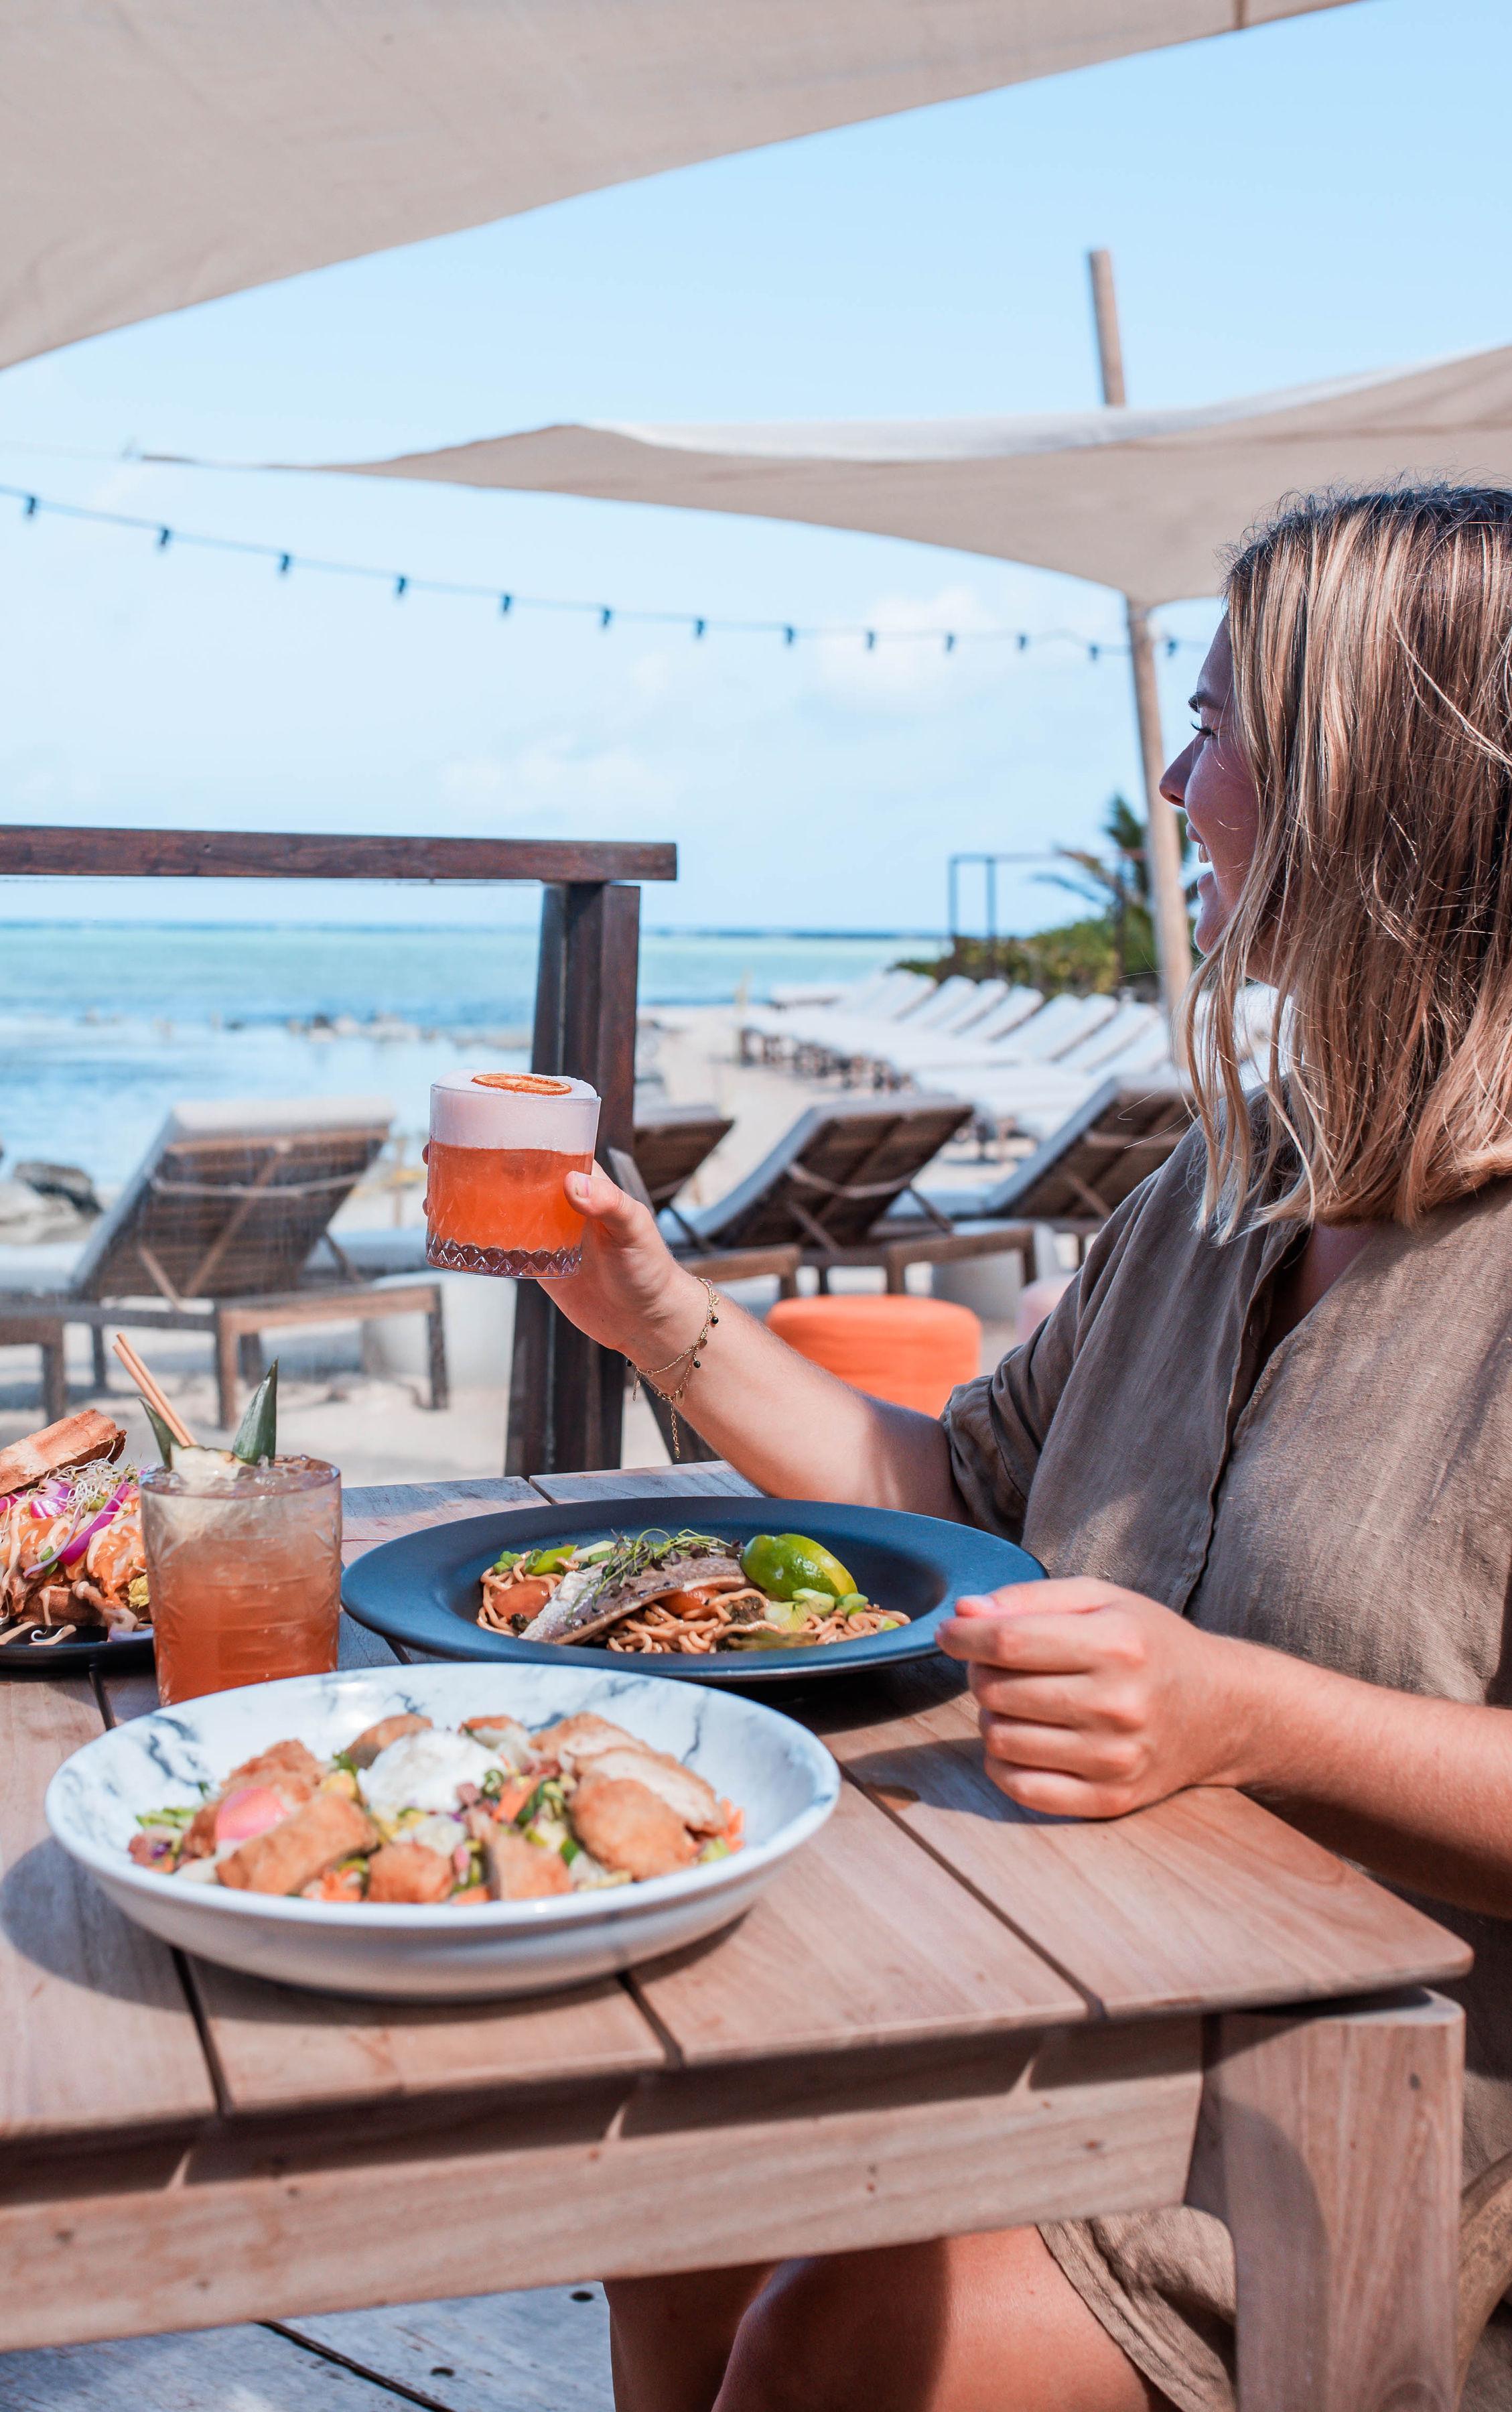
[341,1495,1042,1685]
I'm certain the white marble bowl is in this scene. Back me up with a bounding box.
[46,1664,839,1999]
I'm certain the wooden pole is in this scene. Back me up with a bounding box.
[506,880,641,1475]
[1087,249,1192,1045]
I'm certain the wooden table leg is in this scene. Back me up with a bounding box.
[1188,1988,1462,2411]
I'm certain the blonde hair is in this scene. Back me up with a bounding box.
[1186,484,1512,1234]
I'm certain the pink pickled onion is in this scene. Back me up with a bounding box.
[23,1480,135,1578]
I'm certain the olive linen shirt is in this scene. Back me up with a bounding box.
[941,1124,1512,2412]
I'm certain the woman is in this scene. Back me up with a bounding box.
[553,485,1512,2411]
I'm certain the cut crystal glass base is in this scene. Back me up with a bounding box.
[426,1235,582,1280]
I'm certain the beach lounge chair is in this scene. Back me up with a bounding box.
[902,990,1121,1085]
[870,983,1045,1082]
[833,976,1012,1082]
[908,1077,1192,1240]
[739,967,926,1062]
[0,1095,449,1428]
[752,971,937,1070]
[631,1103,734,1211]
[965,1018,1176,1141]
[655,1095,1038,1293]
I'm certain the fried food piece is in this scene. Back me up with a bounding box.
[181,1745,320,1860]
[480,1824,573,1900]
[577,1745,721,1834]
[541,1714,720,1832]
[569,1773,699,1881]
[226,1739,324,1793]
[535,1713,639,1766]
[218,1793,379,1895]
[365,1840,454,1904]
[0,1412,124,1494]
[346,1713,432,1769]
[179,1800,221,1861]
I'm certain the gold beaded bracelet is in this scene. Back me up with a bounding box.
[630,1278,719,1461]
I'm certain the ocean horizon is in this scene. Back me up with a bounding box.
[0,921,921,1187]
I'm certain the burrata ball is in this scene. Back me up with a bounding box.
[358,1728,502,1818]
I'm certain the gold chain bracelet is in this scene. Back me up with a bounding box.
[630,1278,719,1461]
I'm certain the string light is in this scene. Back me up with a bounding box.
[1,481,1207,665]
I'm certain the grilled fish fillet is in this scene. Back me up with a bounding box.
[520,1548,748,1645]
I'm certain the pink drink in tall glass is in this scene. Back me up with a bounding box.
[425,1071,601,1278]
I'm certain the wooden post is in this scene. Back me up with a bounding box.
[1087,249,1193,1048]
[506,881,642,1475]
[1188,1989,1462,2410]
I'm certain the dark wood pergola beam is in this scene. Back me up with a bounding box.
[0,825,677,884]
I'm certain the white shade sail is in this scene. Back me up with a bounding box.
[2,0,1355,373]
[310,344,1512,604]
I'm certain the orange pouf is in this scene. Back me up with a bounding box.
[766,1294,982,1416]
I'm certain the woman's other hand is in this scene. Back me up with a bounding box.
[548,1164,709,1367]
[941,1579,1251,1818]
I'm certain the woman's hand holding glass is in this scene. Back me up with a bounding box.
[551,1164,711,1367]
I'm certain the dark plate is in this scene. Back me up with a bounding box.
[0,1625,155,1676]
[341,1495,1042,1684]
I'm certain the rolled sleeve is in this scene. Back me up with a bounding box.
[941,1270,1083,1541]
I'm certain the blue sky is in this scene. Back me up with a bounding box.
[0,0,1501,933]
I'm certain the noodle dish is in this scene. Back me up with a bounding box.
[478,1526,908,1656]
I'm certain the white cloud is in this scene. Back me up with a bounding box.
[805,584,1025,716]
[439,734,674,825]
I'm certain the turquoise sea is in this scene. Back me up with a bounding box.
[0,923,919,1189]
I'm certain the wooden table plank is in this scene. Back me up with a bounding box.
[343,1476,542,1553]
[632,1774,1083,2061]
[529,1463,762,1503]
[190,1961,666,2115]
[0,1680,217,2143]
[0,2022,1203,2351]
[825,1692,1471,2016]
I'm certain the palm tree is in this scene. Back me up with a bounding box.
[1041,794,1195,992]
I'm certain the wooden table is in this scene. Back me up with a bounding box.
[0,1466,1471,2410]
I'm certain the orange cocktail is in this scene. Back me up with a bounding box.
[426,1071,600,1278]
[141,1457,341,1705]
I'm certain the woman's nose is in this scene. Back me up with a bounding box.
[1160,742,1192,810]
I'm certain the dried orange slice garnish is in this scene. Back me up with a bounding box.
[470,1073,573,1095]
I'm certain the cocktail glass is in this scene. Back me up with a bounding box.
[141,1457,342,1705]
[425,1071,600,1278]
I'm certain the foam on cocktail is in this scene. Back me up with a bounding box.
[427,1071,601,1278]
[429,1070,600,1153]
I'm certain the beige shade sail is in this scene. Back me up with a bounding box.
[3,0,1355,373]
[307,344,1512,604]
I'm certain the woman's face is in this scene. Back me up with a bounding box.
[1160,620,1261,956]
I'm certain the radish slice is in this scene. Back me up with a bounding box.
[214,1786,292,1845]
